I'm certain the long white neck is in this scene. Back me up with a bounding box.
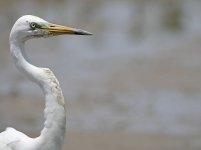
[9,38,66,150]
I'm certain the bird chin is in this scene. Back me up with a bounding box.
[43,32,66,38]
[30,33,53,38]
[29,29,51,38]
[30,31,64,39]
[43,33,54,38]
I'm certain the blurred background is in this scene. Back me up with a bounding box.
[0,0,201,149]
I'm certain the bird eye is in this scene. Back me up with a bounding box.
[30,22,37,29]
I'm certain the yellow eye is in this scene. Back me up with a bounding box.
[30,22,36,29]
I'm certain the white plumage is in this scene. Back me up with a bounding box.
[0,15,92,150]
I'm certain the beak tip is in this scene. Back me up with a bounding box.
[75,29,93,35]
[86,32,93,35]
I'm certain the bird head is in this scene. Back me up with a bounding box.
[10,15,92,41]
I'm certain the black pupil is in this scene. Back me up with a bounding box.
[30,23,36,29]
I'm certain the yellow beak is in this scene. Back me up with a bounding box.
[43,23,92,35]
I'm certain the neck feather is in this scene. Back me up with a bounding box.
[9,39,66,150]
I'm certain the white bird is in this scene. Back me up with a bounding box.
[0,15,92,150]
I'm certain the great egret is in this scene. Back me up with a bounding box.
[0,15,92,150]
